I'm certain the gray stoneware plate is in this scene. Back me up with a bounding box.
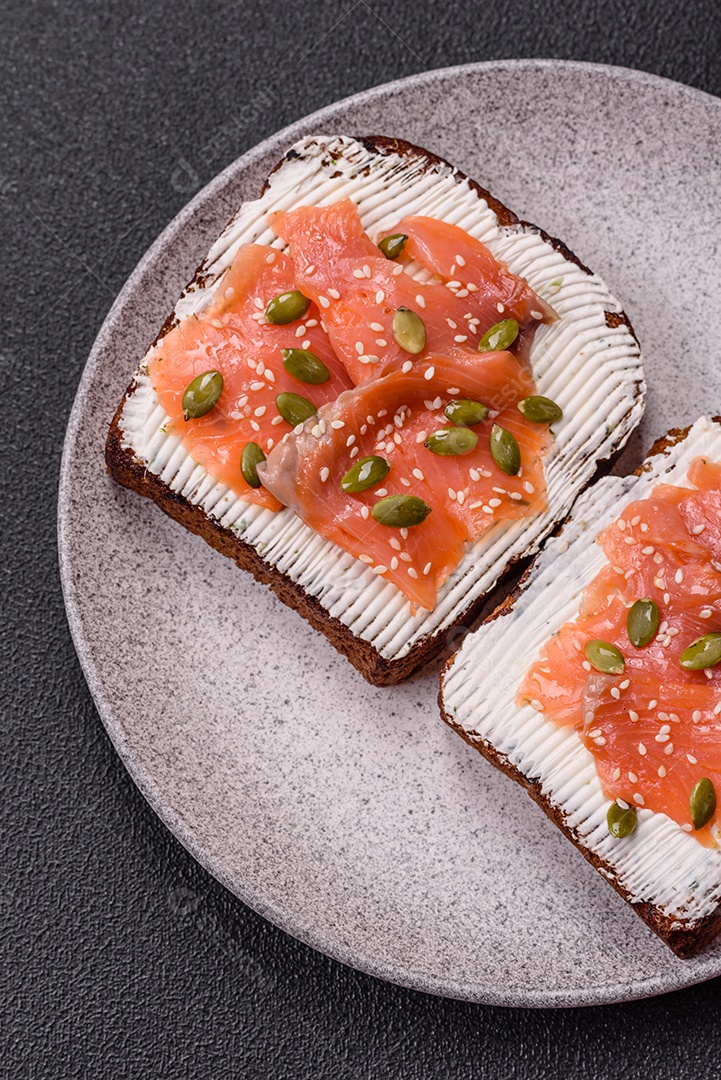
[59,60,721,1007]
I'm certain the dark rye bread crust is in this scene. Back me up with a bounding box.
[439,421,721,957]
[105,134,642,686]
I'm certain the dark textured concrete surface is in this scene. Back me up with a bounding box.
[3,1,721,1076]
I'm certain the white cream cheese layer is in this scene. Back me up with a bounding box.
[442,417,721,925]
[119,135,644,661]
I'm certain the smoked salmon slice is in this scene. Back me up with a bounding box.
[519,457,721,845]
[269,200,554,385]
[258,353,551,611]
[147,244,353,508]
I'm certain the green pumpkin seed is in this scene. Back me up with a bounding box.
[371,494,432,528]
[341,455,390,493]
[584,639,625,675]
[275,392,317,427]
[489,424,521,476]
[182,370,223,420]
[444,398,489,427]
[378,233,408,260]
[627,598,660,648]
[424,427,479,456]
[680,632,721,670]
[517,395,563,423]
[607,802,638,839]
[241,442,266,489]
[478,318,519,353]
[281,348,330,385]
[392,307,426,354]
[690,777,717,830]
[265,290,311,325]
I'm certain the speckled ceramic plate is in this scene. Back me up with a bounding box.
[59,61,721,1007]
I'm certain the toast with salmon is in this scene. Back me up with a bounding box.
[440,416,721,956]
[106,134,644,685]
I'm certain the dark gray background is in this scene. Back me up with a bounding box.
[4,1,721,1076]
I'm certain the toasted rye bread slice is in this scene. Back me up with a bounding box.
[106,134,644,685]
[440,416,721,957]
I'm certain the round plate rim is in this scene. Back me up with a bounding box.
[58,58,721,1008]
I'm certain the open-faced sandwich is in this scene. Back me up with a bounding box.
[440,417,721,956]
[106,135,643,684]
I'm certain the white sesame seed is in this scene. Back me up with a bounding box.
[375,290,385,304]
[638,743,647,756]
[628,772,638,784]
[469,469,480,482]
[588,729,602,739]
[254,406,266,417]
[531,309,543,320]
[631,516,641,526]
[617,798,629,810]
[302,339,311,350]
[360,505,369,520]
[594,736,606,746]
[692,710,702,722]
[693,524,706,535]
[389,538,401,552]
[350,447,359,458]
[454,335,468,343]
[400,529,409,540]
[415,294,426,309]
[412,468,424,481]
[629,710,639,722]
[370,322,384,333]
[613,768,621,781]
[346,435,356,447]
[423,562,432,576]
[265,369,276,383]
[375,488,388,497]
[400,477,411,487]
[446,318,458,329]
[658,765,667,778]
[482,505,493,514]
[372,564,387,575]
[620,679,630,689]
[424,367,435,380]
[250,420,260,432]
[408,567,419,579]
[295,325,306,338]
[664,743,674,755]
[655,733,670,743]
[327,287,340,300]
[250,381,265,391]
[664,592,671,604]
[642,546,655,555]
[497,302,505,313]
[352,269,365,279]
[253,297,263,310]
[375,338,387,347]
[330,420,345,430]
[447,487,456,501]
[682,824,693,832]
[618,519,626,531]
[675,569,684,584]
[319,467,330,483]
[687,754,698,765]
[582,660,592,671]
[393,264,404,276]
[523,482,535,495]
[634,793,645,806]
[359,554,373,564]
[701,609,713,618]
[611,687,621,700]
[271,415,284,426]
[416,430,428,443]
[305,265,316,276]
[400,552,412,563]
[363,264,371,278]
